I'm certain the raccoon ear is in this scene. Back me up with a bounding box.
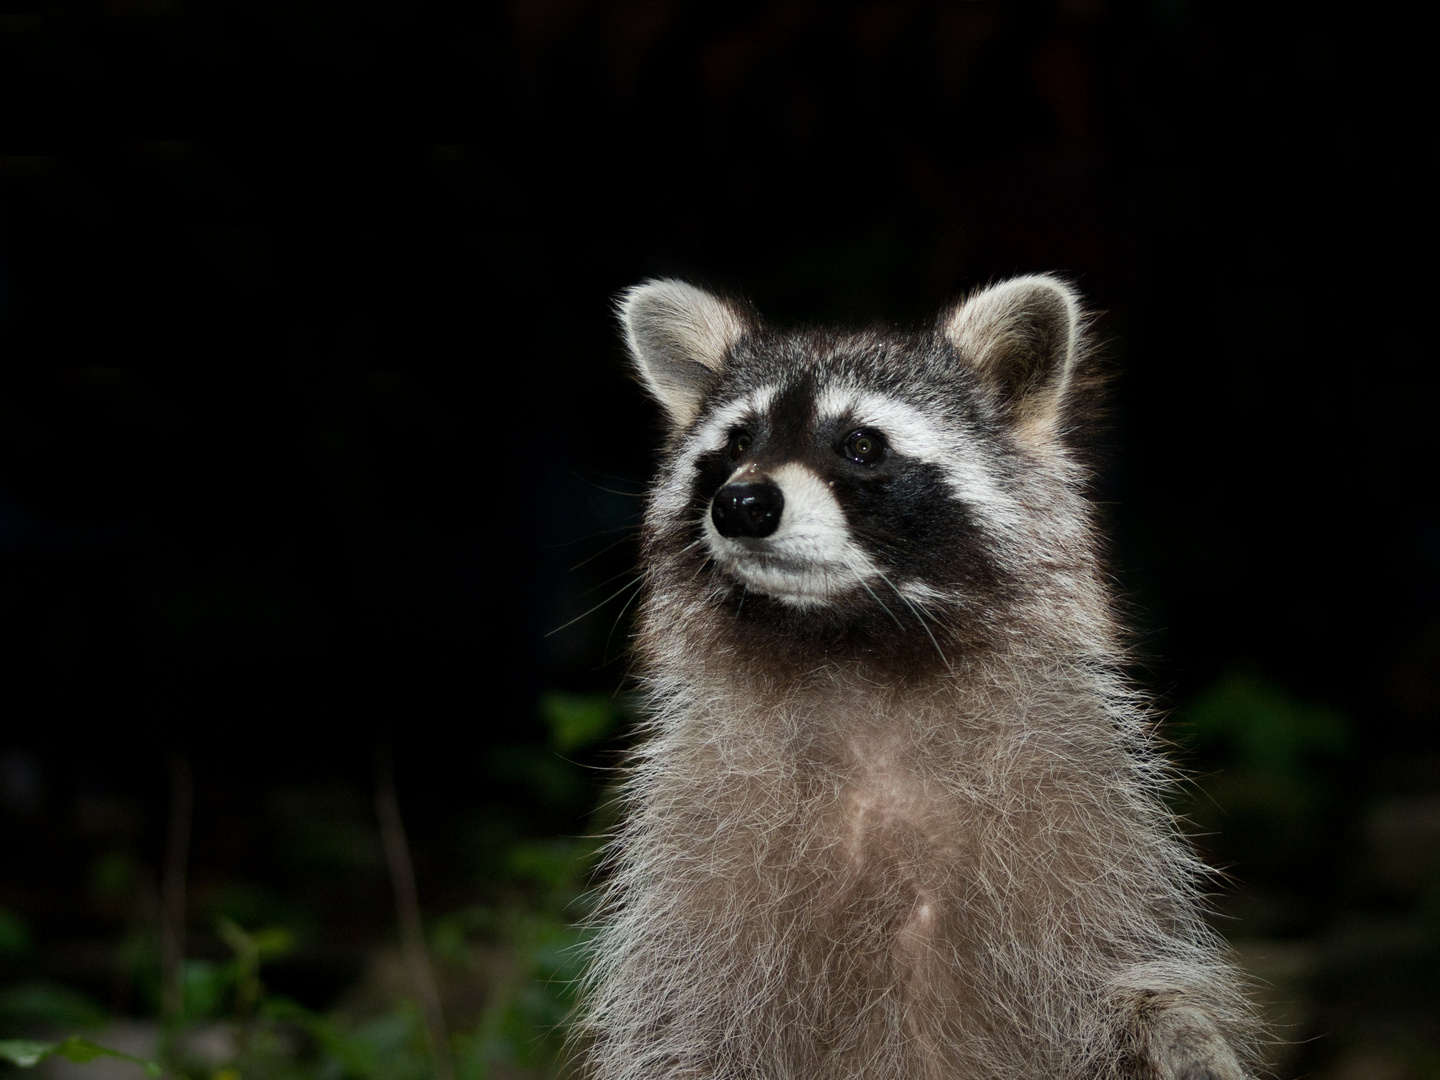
[940,275,1084,432]
[618,279,747,432]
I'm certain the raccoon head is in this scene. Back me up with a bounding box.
[620,277,1091,662]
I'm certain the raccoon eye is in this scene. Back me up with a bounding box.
[842,428,886,465]
[728,431,753,460]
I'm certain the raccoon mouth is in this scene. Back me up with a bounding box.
[711,543,873,606]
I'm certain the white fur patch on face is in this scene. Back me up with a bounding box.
[690,385,777,460]
[703,461,881,607]
[652,386,777,522]
[814,386,1025,535]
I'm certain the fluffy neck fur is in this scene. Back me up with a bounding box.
[581,610,1250,1079]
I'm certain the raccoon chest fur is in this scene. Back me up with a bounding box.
[578,277,1262,1080]
[840,735,948,868]
[681,689,969,896]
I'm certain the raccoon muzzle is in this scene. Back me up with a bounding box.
[711,480,785,539]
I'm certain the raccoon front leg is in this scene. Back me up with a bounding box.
[1123,990,1253,1080]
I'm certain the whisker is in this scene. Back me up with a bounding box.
[587,565,648,595]
[605,573,648,661]
[567,531,641,572]
[575,472,649,498]
[581,484,648,499]
[876,569,952,672]
[858,575,906,632]
[546,576,646,637]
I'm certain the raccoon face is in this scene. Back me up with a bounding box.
[683,380,993,612]
[620,277,1086,646]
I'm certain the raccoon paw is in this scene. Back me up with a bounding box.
[1136,1001,1251,1080]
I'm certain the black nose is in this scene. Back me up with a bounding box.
[711,481,784,539]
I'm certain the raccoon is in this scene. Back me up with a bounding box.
[578,277,1262,1080]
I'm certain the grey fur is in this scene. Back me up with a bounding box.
[577,277,1263,1079]
[621,279,748,430]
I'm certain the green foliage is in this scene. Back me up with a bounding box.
[0,910,31,960]
[0,982,107,1031]
[486,746,592,812]
[539,693,626,755]
[242,996,432,1080]
[0,1036,159,1076]
[1174,670,1353,884]
[463,906,590,1076]
[506,839,593,894]
[210,886,321,943]
[483,693,627,817]
[428,836,597,1079]
[0,846,595,1078]
[1182,670,1350,779]
[88,850,141,903]
[0,692,608,1078]
[178,960,230,1024]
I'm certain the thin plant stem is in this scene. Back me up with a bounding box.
[160,753,192,1025]
[376,736,454,1080]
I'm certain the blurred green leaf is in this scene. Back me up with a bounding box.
[487,746,587,810]
[0,1040,50,1067]
[180,959,228,1021]
[505,839,592,893]
[0,1036,159,1076]
[212,884,319,940]
[1174,671,1355,887]
[0,982,107,1029]
[217,915,296,962]
[428,913,476,970]
[88,850,139,902]
[264,997,433,1080]
[1179,670,1350,776]
[540,692,623,754]
[0,906,32,958]
[251,928,295,959]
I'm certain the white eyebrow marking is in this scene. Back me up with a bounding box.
[651,386,778,521]
[691,385,777,456]
[816,387,950,462]
[814,385,1024,533]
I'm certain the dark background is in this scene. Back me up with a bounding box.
[1,3,1436,1078]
